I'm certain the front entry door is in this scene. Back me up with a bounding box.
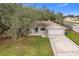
[35,28,38,32]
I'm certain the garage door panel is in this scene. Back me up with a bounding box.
[48,29,65,35]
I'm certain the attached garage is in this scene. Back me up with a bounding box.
[72,24,79,33]
[47,25,66,36]
[48,29,65,35]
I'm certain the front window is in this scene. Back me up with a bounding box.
[27,28,29,31]
[41,28,45,31]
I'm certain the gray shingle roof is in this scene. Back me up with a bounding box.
[31,21,66,29]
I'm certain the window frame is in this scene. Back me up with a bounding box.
[41,28,45,31]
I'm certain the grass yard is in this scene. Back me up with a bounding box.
[0,36,54,56]
[66,31,79,46]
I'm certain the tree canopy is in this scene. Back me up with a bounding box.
[0,3,64,40]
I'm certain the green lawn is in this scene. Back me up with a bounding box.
[66,31,79,46]
[0,36,54,56]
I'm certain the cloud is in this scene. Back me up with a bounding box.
[58,3,69,7]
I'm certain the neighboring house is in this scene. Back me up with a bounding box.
[28,20,66,37]
[63,16,79,32]
[64,17,79,24]
[64,17,78,22]
[63,17,79,31]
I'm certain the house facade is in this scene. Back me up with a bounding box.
[28,21,66,37]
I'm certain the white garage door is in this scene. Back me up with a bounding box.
[48,29,65,35]
[72,26,79,33]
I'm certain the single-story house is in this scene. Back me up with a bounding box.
[28,20,66,37]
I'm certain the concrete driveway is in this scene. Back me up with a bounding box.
[49,35,79,56]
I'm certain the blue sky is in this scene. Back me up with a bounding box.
[23,3,79,16]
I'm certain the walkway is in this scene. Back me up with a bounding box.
[49,35,79,56]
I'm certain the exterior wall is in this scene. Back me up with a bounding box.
[29,27,47,36]
[29,27,65,36]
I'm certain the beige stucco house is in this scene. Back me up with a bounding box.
[28,20,66,37]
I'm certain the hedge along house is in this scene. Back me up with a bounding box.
[28,20,66,37]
